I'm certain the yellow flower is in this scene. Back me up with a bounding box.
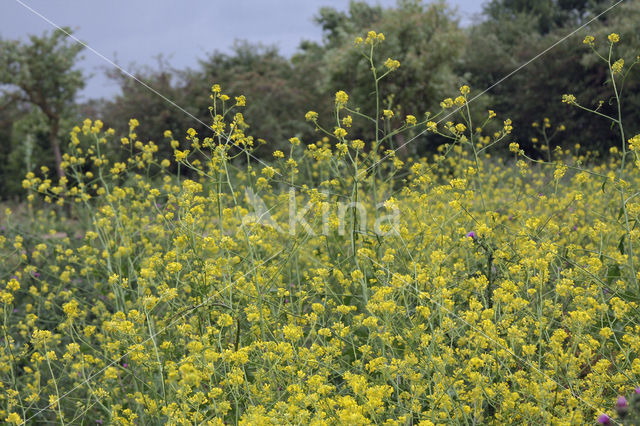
[262,166,276,178]
[608,33,620,44]
[440,98,454,108]
[334,127,348,138]
[62,299,80,320]
[612,58,624,74]
[351,139,365,150]
[335,90,349,108]
[283,324,303,341]
[166,262,183,274]
[384,58,400,71]
[454,123,466,133]
[0,291,14,304]
[583,35,595,46]
[5,413,22,424]
[364,30,385,45]
[305,111,318,121]
[383,109,394,119]
[174,149,189,162]
[384,197,398,210]
[7,278,20,292]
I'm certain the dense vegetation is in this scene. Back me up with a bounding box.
[1,0,639,199]
[2,0,640,424]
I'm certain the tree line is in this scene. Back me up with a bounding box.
[1,0,638,198]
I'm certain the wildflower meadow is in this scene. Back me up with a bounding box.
[2,29,640,425]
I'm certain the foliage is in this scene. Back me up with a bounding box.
[188,41,322,152]
[99,59,192,164]
[483,0,617,34]
[463,0,640,157]
[0,27,85,179]
[308,0,472,155]
[2,1,640,200]
[1,30,639,425]
[4,110,52,196]
[0,98,29,198]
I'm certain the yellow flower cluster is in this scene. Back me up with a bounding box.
[3,30,640,426]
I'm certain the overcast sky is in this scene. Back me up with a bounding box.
[1,0,484,101]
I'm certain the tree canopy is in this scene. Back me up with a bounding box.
[0,27,85,179]
[0,0,639,199]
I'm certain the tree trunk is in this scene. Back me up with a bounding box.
[50,119,65,179]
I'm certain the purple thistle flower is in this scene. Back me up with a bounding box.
[617,396,628,408]
[597,413,611,424]
[635,387,640,394]
[122,363,128,368]
[466,231,476,239]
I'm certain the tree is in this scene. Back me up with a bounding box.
[302,0,470,155]
[100,57,191,159]
[0,27,85,178]
[0,95,28,198]
[100,42,320,158]
[463,0,640,156]
[188,41,319,151]
[483,0,617,34]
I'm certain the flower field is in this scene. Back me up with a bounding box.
[2,31,640,424]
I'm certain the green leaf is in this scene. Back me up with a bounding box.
[618,234,626,255]
[606,263,621,285]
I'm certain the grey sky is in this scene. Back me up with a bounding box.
[1,0,484,101]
